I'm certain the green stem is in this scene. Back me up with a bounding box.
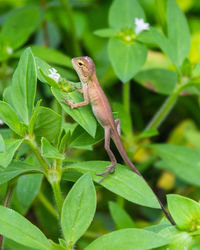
[59,0,81,56]
[51,179,63,217]
[123,81,130,116]
[25,139,50,173]
[37,192,58,218]
[145,86,181,130]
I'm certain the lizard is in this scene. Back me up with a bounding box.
[62,56,175,225]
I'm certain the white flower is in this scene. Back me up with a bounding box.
[135,18,149,35]
[48,68,60,83]
[6,46,13,54]
[0,120,4,125]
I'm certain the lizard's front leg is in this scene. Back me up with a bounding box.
[62,86,89,109]
[97,126,117,182]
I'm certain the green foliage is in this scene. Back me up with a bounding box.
[167,194,200,231]
[152,0,190,69]
[4,48,37,124]
[0,0,200,249]
[63,161,160,208]
[61,173,96,248]
[151,144,200,186]
[85,228,169,250]
[109,201,135,229]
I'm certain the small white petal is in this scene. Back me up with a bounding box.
[134,17,149,34]
[48,68,60,83]
[0,120,4,125]
[6,46,13,54]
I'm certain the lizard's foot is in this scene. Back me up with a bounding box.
[96,163,116,183]
[62,95,74,108]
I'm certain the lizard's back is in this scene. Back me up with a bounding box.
[88,78,115,129]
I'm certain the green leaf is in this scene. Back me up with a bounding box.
[52,88,97,137]
[31,45,72,68]
[49,240,67,250]
[109,0,145,29]
[3,238,35,250]
[69,125,104,149]
[16,174,43,213]
[94,28,119,38]
[151,0,190,68]
[0,134,5,153]
[151,27,176,67]
[29,100,42,136]
[108,38,147,82]
[0,160,43,185]
[85,228,169,250]
[167,0,190,67]
[41,137,64,160]
[34,107,61,143]
[109,201,135,229]
[4,48,37,124]
[0,139,23,168]
[35,57,53,84]
[0,206,51,250]
[63,161,160,209]
[150,144,200,186]
[2,6,42,50]
[167,194,200,231]
[61,173,96,247]
[0,101,26,136]
[134,68,177,95]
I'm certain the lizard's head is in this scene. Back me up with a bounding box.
[72,56,96,83]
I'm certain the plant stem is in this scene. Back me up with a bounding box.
[51,179,63,217]
[145,86,181,130]
[37,192,58,218]
[25,138,50,173]
[123,81,130,116]
[59,0,81,56]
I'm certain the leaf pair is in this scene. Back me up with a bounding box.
[95,0,148,82]
[0,173,96,250]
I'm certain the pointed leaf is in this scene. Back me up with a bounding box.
[61,173,96,247]
[0,160,43,185]
[167,194,200,231]
[134,68,177,95]
[0,101,26,136]
[41,137,64,160]
[0,139,23,168]
[108,38,147,82]
[0,206,51,250]
[52,88,97,137]
[109,0,145,29]
[167,0,190,67]
[16,174,43,213]
[85,228,169,250]
[63,161,160,209]
[4,48,37,124]
[151,144,200,186]
[34,107,61,143]
[109,201,135,229]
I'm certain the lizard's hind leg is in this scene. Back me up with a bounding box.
[115,119,121,136]
[96,127,117,182]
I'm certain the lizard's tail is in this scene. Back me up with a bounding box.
[112,131,141,176]
[112,131,176,225]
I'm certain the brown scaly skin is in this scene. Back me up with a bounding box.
[63,56,175,225]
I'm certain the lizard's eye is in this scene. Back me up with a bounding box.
[78,61,83,66]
